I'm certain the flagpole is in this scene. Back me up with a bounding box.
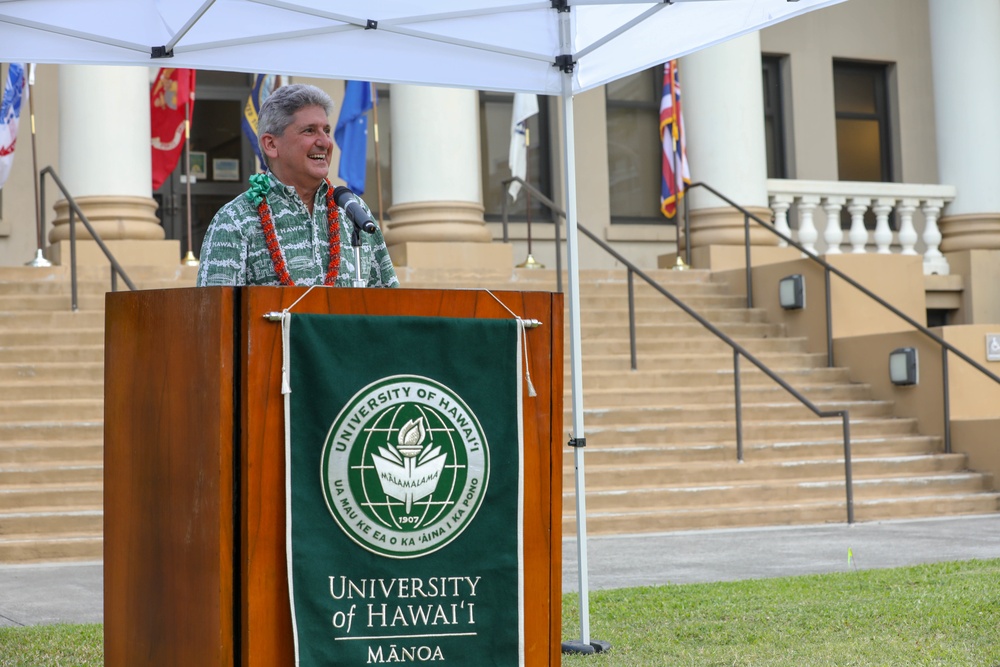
[370,82,385,226]
[182,89,198,266]
[516,125,542,269]
[671,62,688,271]
[25,64,50,268]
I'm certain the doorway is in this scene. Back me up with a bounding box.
[154,71,257,261]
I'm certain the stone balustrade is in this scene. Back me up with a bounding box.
[767,179,957,275]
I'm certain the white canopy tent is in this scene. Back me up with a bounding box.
[0,0,846,652]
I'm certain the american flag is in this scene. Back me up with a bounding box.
[660,60,690,218]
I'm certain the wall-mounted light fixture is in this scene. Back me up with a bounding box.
[889,347,918,386]
[778,274,805,310]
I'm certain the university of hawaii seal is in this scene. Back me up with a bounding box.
[321,375,490,559]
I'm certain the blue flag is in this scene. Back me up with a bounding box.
[242,74,278,172]
[334,81,373,194]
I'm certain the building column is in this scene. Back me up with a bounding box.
[929,0,1000,252]
[50,65,176,265]
[385,85,511,270]
[680,32,783,269]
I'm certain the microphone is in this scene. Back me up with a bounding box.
[333,186,377,234]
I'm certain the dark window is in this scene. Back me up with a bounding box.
[479,92,552,222]
[834,61,893,182]
[762,55,788,179]
[606,67,663,224]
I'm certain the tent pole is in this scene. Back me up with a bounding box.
[557,9,608,657]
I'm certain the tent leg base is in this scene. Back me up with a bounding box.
[562,639,611,655]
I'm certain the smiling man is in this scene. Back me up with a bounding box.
[196,83,398,288]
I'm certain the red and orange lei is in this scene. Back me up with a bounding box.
[256,177,341,286]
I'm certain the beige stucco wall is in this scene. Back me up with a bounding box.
[951,419,1000,491]
[835,325,1000,487]
[717,253,928,356]
[760,0,938,184]
[945,249,1000,325]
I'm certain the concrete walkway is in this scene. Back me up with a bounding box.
[2,515,999,627]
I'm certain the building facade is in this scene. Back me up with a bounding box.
[0,0,998,321]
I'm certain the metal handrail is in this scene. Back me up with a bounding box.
[501,176,856,523]
[685,181,1000,454]
[39,166,137,311]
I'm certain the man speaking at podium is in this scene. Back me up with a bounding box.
[196,84,398,288]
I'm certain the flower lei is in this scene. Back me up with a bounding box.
[246,173,341,286]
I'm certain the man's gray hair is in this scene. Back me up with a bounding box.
[258,83,333,141]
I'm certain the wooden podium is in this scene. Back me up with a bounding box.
[104,286,564,666]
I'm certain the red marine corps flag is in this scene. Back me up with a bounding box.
[151,68,196,190]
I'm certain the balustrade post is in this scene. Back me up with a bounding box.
[847,197,871,253]
[822,196,846,254]
[897,198,919,255]
[797,195,820,255]
[872,198,895,254]
[770,194,793,247]
[921,199,950,275]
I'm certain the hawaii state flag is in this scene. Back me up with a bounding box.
[0,63,27,191]
[242,73,280,173]
[660,60,690,218]
[151,68,196,190]
[334,80,373,194]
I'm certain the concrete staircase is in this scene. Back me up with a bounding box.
[0,263,996,562]
[555,269,999,535]
[0,265,197,562]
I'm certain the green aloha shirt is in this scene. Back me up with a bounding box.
[196,172,399,288]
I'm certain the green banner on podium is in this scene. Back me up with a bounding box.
[284,314,524,666]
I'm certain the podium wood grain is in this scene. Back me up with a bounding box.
[105,286,563,666]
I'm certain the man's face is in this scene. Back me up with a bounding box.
[261,104,332,188]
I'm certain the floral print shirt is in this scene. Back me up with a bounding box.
[196,172,398,288]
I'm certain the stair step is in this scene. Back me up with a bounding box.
[0,294,105,311]
[0,483,104,510]
[569,453,970,488]
[573,380,870,400]
[0,362,104,382]
[569,473,993,512]
[0,463,104,485]
[0,381,104,400]
[0,346,105,363]
[0,329,105,346]
[0,509,103,537]
[566,493,1000,535]
[0,535,104,563]
[575,400,893,426]
[0,399,103,421]
[578,353,833,373]
[571,307,770,325]
[0,310,105,328]
[0,420,104,442]
[0,441,104,465]
[584,416,918,446]
[580,336,809,355]
[575,435,942,466]
[578,321,786,339]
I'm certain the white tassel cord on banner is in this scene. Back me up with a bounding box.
[484,290,539,398]
[263,285,324,395]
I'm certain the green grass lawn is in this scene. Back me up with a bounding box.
[2,559,998,666]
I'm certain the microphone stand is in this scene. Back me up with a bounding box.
[351,222,367,287]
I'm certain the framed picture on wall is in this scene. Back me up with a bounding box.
[213,158,240,182]
[188,152,207,178]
